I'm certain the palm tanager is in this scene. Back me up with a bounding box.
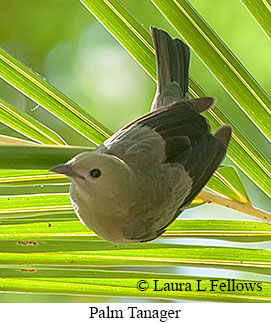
[50,27,232,244]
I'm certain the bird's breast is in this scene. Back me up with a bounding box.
[70,182,138,243]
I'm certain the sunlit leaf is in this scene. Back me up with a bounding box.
[0,244,270,275]
[0,97,66,145]
[0,144,93,169]
[0,48,111,145]
[209,167,249,203]
[241,0,271,40]
[0,169,68,186]
[0,219,270,242]
[0,193,72,219]
[0,135,38,145]
[0,276,270,301]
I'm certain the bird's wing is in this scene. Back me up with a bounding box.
[150,26,190,111]
[145,124,232,242]
[98,98,216,167]
[120,125,231,243]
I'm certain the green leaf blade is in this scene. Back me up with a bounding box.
[0,193,72,219]
[0,169,68,186]
[0,219,270,242]
[0,98,66,145]
[208,167,249,203]
[0,144,93,169]
[0,48,111,145]
[241,0,271,40]
[0,246,270,271]
[0,277,270,301]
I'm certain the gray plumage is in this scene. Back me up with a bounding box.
[50,27,232,244]
[151,26,190,110]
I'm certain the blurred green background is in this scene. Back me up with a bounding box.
[0,0,270,302]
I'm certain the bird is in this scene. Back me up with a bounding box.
[50,27,232,244]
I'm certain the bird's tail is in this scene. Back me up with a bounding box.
[151,27,190,111]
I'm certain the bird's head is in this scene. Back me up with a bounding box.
[50,152,134,196]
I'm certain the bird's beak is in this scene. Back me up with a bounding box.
[49,163,82,178]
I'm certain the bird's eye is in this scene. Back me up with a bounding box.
[89,168,102,178]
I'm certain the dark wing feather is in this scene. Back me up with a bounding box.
[139,100,211,162]
[180,127,231,208]
[98,100,212,165]
[148,127,231,239]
